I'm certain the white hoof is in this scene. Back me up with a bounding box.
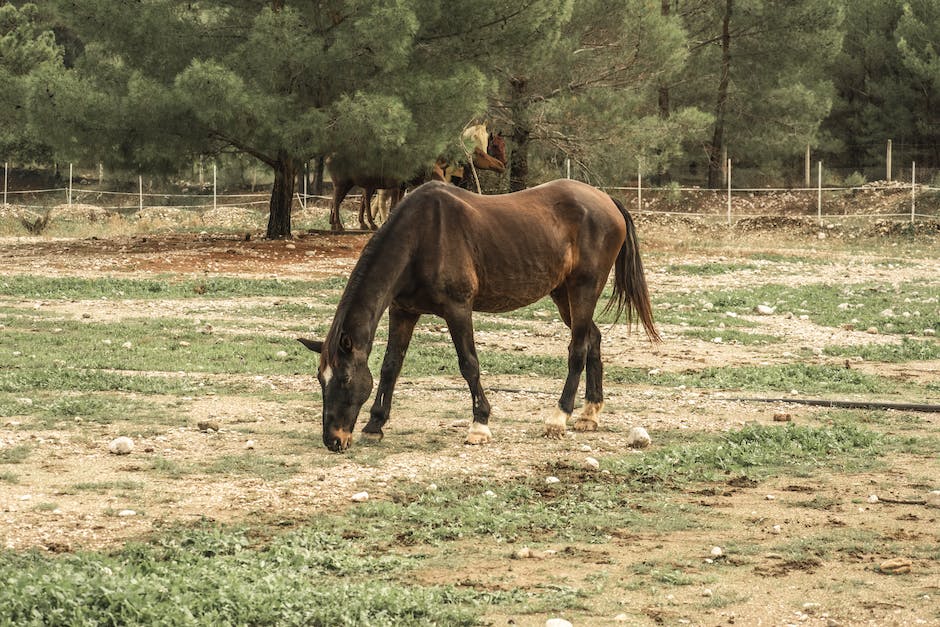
[574,401,603,432]
[544,407,570,438]
[465,421,492,445]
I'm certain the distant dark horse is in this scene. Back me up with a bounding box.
[300,179,659,452]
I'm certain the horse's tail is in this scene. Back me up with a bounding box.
[605,197,661,342]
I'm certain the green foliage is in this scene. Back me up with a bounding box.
[0,3,61,162]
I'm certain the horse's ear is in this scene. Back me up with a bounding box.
[297,338,323,353]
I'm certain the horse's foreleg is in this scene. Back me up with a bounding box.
[445,311,492,445]
[362,307,420,441]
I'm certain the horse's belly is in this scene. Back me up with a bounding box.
[472,277,559,313]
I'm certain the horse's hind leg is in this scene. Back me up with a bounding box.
[547,284,604,437]
[363,306,420,440]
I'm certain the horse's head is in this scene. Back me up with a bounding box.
[298,335,374,452]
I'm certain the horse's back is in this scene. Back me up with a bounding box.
[388,180,626,313]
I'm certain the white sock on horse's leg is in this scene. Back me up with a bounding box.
[544,407,569,438]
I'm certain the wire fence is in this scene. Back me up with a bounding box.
[2,161,939,230]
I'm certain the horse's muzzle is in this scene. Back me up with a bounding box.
[324,428,352,452]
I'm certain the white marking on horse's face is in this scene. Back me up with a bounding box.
[320,365,333,386]
[545,407,570,429]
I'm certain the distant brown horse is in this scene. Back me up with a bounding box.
[299,179,660,452]
[328,124,506,231]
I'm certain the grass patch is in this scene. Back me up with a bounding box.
[0,525,487,626]
[823,338,940,362]
[682,329,782,345]
[664,262,759,275]
[609,423,881,486]
[71,481,145,493]
[0,445,32,464]
[203,454,300,481]
[0,470,19,483]
[635,363,894,395]
[0,275,339,300]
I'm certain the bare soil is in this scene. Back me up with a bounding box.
[1,220,938,626]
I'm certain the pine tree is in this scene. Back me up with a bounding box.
[0,3,61,165]
[27,1,554,238]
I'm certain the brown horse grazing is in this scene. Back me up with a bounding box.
[299,179,660,452]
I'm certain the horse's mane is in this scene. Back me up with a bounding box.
[321,186,435,366]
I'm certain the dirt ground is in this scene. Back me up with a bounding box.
[1,219,938,626]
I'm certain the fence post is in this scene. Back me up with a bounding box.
[636,165,642,213]
[804,145,810,188]
[726,158,732,226]
[886,140,892,182]
[213,163,217,211]
[138,175,143,212]
[68,163,73,206]
[817,161,823,226]
[3,162,7,206]
[911,161,916,223]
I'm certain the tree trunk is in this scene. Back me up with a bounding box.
[508,77,530,192]
[707,0,733,189]
[267,154,296,239]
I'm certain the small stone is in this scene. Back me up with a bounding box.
[755,304,775,315]
[865,326,879,334]
[426,483,438,492]
[880,308,895,318]
[350,491,369,503]
[285,243,296,249]
[275,350,288,359]
[545,476,561,484]
[710,546,724,558]
[197,420,220,432]
[579,444,593,452]
[702,588,714,597]
[924,491,940,509]
[867,494,879,504]
[108,436,134,455]
[924,329,936,337]
[545,619,573,627]
[483,490,496,498]
[626,426,652,449]
[244,440,255,450]
[771,524,782,534]
[765,494,776,500]
[178,341,190,347]
[121,341,133,349]
[117,509,136,517]
[614,614,629,622]
[772,413,792,422]
[584,457,600,470]
[711,336,723,344]
[878,557,912,575]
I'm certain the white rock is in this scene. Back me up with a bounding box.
[755,304,775,315]
[545,619,573,627]
[579,444,593,452]
[924,329,936,337]
[765,494,776,500]
[244,440,255,450]
[867,494,879,504]
[880,308,895,318]
[108,436,134,455]
[703,588,714,597]
[545,476,561,484]
[925,490,940,509]
[771,524,782,534]
[483,490,496,498]
[350,491,369,503]
[117,509,136,517]
[614,614,629,623]
[626,426,652,449]
[710,546,723,557]
[121,341,133,349]
[426,483,438,492]
[584,457,600,470]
